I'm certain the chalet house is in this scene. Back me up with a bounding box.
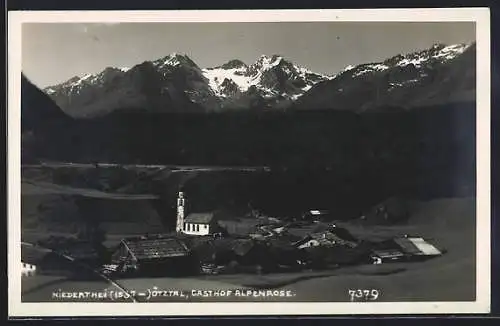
[265,238,308,270]
[194,238,264,265]
[217,217,261,236]
[21,262,37,277]
[370,236,443,264]
[393,236,443,259]
[21,256,37,277]
[370,249,406,264]
[110,235,196,276]
[293,229,358,249]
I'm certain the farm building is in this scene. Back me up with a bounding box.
[264,238,309,270]
[370,249,406,264]
[301,210,332,221]
[394,236,443,259]
[302,244,372,268]
[217,217,261,236]
[193,238,270,266]
[110,234,197,276]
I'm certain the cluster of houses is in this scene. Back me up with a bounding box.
[97,192,444,277]
[22,192,444,278]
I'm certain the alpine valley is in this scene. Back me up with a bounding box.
[22,42,476,188]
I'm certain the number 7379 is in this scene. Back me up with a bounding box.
[348,289,380,301]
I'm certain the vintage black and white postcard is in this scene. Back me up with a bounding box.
[8,8,491,317]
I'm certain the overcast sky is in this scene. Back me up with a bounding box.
[22,22,475,88]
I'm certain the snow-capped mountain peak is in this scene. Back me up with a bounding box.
[334,42,473,80]
[153,53,200,71]
[256,54,284,68]
[44,67,129,95]
[202,54,330,98]
[293,42,476,112]
[395,42,471,68]
[216,59,247,70]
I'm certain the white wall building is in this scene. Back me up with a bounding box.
[21,262,37,277]
[182,213,218,236]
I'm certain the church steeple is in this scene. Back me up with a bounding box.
[176,191,185,233]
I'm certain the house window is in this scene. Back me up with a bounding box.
[196,225,200,232]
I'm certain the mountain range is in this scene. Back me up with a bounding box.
[42,42,475,117]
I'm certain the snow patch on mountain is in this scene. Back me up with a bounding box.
[433,43,471,59]
[352,64,389,77]
[396,43,471,68]
[203,54,330,98]
[202,67,250,96]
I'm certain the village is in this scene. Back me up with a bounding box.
[21,191,445,281]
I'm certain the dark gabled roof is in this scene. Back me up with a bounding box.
[230,239,256,256]
[122,236,190,260]
[185,212,215,224]
[193,238,257,259]
[266,238,297,251]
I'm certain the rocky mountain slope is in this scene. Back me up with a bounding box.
[21,74,75,162]
[292,42,475,112]
[44,54,331,117]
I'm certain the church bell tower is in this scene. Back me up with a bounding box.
[176,192,185,233]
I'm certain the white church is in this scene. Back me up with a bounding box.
[176,192,222,236]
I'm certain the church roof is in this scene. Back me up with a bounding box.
[185,212,215,224]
